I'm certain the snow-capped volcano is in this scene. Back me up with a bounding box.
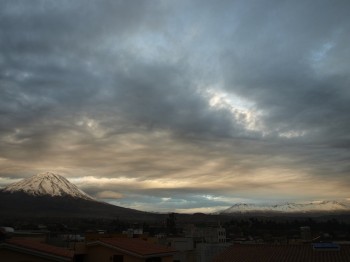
[2,172,94,200]
[0,172,150,220]
[220,201,350,214]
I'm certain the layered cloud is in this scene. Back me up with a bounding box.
[0,0,350,212]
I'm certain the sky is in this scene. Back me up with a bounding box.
[0,0,350,213]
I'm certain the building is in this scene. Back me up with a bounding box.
[196,243,230,262]
[0,236,176,262]
[300,226,312,241]
[185,224,226,243]
[0,238,74,262]
[163,237,195,262]
[86,238,176,262]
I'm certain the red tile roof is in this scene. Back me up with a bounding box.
[4,238,74,259]
[213,244,350,262]
[88,238,176,257]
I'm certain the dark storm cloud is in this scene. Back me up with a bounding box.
[0,0,350,212]
[172,0,350,144]
[0,0,240,151]
[218,0,350,141]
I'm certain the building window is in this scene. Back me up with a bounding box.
[113,255,124,262]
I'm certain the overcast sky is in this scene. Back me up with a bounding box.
[1,0,350,213]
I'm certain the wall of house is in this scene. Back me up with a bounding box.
[165,237,195,262]
[196,243,230,262]
[0,248,67,262]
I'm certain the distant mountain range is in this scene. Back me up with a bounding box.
[1,172,349,222]
[219,201,350,215]
[0,172,156,221]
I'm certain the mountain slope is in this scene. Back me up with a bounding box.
[221,201,350,215]
[0,172,155,221]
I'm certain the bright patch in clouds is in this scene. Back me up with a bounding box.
[311,42,334,62]
[0,177,22,188]
[279,130,306,138]
[205,88,265,133]
[96,191,123,199]
[70,176,137,186]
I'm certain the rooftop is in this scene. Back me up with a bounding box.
[88,238,176,257]
[2,238,74,260]
[213,243,350,262]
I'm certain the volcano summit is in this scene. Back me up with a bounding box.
[2,172,93,200]
[0,172,150,221]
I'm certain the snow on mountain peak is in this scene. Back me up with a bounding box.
[2,172,94,200]
[221,200,350,214]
